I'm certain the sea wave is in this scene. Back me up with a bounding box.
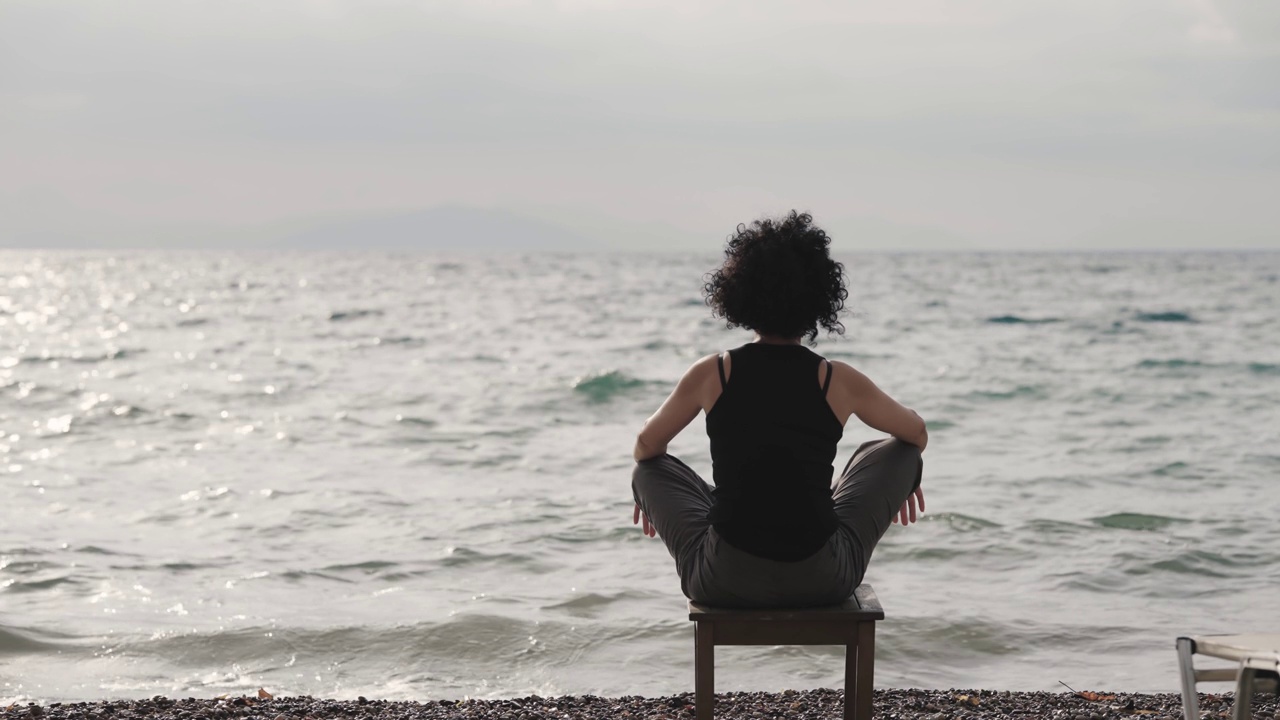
[328,309,385,322]
[0,624,72,656]
[1089,513,1191,532]
[986,315,1061,324]
[569,370,655,403]
[1133,311,1195,322]
[960,385,1048,401]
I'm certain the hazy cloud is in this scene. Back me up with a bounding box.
[1,0,1276,250]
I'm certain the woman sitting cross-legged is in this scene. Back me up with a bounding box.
[631,210,927,608]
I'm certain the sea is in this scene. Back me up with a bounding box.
[1,250,1277,704]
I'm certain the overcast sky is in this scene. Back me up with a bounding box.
[1,0,1277,251]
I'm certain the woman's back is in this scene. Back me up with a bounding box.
[629,210,925,607]
[705,342,843,562]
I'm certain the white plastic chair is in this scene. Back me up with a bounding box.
[1176,634,1280,720]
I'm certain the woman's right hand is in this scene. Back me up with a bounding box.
[891,487,926,525]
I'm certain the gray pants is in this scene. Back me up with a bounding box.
[631,438,923,608]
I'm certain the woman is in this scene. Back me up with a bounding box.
[630,210,927,608]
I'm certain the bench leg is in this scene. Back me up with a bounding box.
[852,621,875,720]
[845,641,857,720]
[695,622,714,720]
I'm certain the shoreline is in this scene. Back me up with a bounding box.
[5,689,1272,720]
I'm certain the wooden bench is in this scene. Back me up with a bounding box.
[688,584,885,720]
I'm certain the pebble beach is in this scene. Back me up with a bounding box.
[5,690,1277,720]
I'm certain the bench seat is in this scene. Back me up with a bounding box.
[688,584,884,720]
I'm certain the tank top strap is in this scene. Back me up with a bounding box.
[821,358,833,396]
[716,352,728,390]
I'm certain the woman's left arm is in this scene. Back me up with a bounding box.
[633,355,717,461]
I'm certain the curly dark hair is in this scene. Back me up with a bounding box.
[703,210,847,344]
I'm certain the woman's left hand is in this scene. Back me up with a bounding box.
[633,502,657,538]
[891,487,926,525]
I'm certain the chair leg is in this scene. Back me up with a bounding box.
[1177,638,1200,720]
[854,621,875,720]
[1232,666,1255,720]
[695,622,714,720]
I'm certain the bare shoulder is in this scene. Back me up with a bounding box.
[826,358,872,389]
[822,359,875,424]
[686,352,721,378]
[678,353,723,392]
[683,352,725,412]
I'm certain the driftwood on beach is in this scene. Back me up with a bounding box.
[4,688,1276,720]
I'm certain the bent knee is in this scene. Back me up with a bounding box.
[856,437,921,463]
[882,438,923,458]
[632,455,663,483]
[631,453,698,501]
[863,439,922,491]
[883,439,924,490]
[631,454,672,494]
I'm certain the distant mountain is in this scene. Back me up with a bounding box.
[0,201,987,252]
[0,203,656,250]
[278,205,606,251]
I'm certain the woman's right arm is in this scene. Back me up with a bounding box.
[833,361,928,451]
[632,354,719,461]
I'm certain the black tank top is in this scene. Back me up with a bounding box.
[705,342,844,561]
